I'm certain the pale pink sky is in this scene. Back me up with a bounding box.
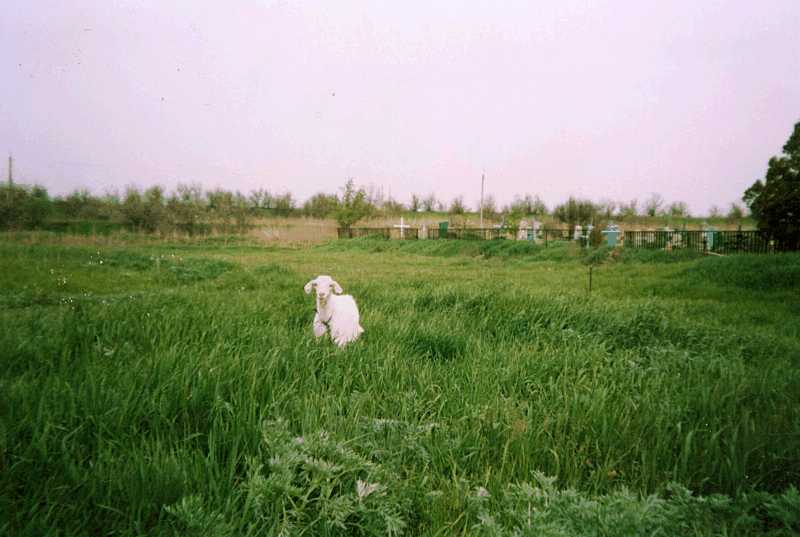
[2,1,799,214]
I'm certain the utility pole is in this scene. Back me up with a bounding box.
[7,154,12,186]
[480,171,485,229]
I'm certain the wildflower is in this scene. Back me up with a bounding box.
[356,480,381,499]
[476,486,490,498]
[293,436,305,445]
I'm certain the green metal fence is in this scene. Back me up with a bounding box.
[624,230,778,254]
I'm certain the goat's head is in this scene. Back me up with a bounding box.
[304,275,343,306]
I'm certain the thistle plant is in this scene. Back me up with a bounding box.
[168,418,410,536]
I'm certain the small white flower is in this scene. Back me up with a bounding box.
[356,480,381,499]
[293,436,305,445]
[476,486,490,498]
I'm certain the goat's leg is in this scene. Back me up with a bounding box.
[332,325,361,348]
[312,313,328,338]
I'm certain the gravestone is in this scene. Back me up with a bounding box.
[670,230,682,248]
[393,217,411,239]
[573,225,582,241]
[517,219,529,241]
[531,220,541,242]
[704,225,716,250]
[601,223,620,247]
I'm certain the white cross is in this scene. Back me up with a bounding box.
[393,216,411,239]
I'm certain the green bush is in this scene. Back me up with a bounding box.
[0,184,52,229]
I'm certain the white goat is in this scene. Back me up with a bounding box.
[304,275,363,347]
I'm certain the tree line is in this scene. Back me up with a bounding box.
[0,177,750,233]
[4,119,796,241]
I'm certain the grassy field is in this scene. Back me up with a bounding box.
[1,233,799,536]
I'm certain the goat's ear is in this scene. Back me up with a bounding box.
[304,279,316,294]
[332,280,343,294]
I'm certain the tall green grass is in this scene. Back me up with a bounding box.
[1,237,798,535]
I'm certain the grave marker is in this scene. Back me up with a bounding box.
[393,217,411,239]
[517,219,529,241]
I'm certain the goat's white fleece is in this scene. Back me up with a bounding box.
[305,275,363,347]
[313,294,364,347]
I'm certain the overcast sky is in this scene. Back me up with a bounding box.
[2,1,799,214]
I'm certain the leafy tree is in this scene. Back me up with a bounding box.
[24,186,52,228]
[478,194,497,220]
[597,199,617,219]
[503,206,525,237]
[409,194,421,213]
[616,199,638,220]
[668,201,690,218]
[708,205,722,218]
[143,186,166,231]
[120,187,145,230]
[744,121,800,250]
[365,184,383,208]
[273,192,295,217]
[421,193,438,212]
[448,196,466,215]
[553,197,596,229]
[205,188,251,231]
[248,188,273,211]
[120,186,166,232]
[335,179,373,228]
[0,183,52,229]
[509,193,548,216]
[167,183,205,234]
[726,203,746,223]
[206,188,235,233]
[98,190,121,221]
[508,194,540,215]
[381,197,405,216]
[59,188,102,219]
[644,193,664,217]
[302,193,340,219]
[529,194,548,216]
[232,191,251,230]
